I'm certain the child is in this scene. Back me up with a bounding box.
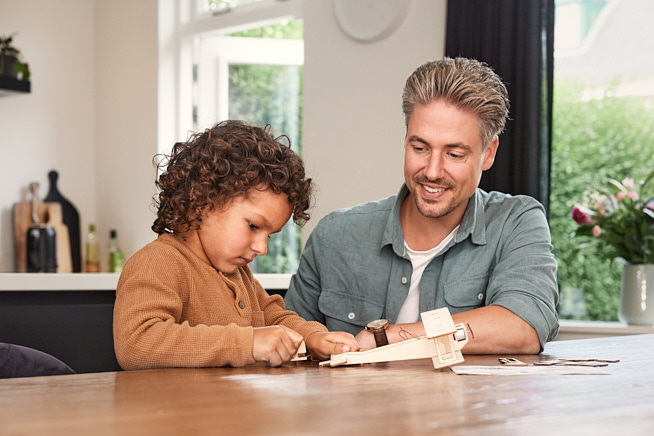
[113,120,359,369]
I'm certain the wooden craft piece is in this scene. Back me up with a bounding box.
[320,307,469,370]
[499,357,528,366]
[291,341,308,361]
[533,358,620,368]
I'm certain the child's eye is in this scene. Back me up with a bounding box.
[249,222,259,231]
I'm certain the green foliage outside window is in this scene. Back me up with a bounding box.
[225,20,304,274]
[228,19,303,40]
[551,77,654,320]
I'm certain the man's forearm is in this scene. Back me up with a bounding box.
[355,306,540,354]
[450,306,541,354]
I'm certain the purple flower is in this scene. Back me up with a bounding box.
[572,207,593,225]
[646,201,654,211]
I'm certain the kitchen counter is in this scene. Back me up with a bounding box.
[0,273,292,291]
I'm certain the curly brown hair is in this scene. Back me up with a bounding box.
[152,120,313,235]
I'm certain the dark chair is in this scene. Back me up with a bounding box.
[0,342,75,378]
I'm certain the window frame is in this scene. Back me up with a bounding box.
[159,0,303,151]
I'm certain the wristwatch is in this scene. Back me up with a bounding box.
[366,319,390,347]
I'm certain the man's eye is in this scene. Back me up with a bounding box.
[448,151,465,159]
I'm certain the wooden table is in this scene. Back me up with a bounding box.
[1,334,653,435]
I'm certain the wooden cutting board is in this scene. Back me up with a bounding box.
[13,200,73,273]
[44,170,82,272]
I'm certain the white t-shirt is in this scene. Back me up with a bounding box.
[395,226,459,324]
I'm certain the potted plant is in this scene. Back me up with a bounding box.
[0,33,31,81]
[571,170,654,325]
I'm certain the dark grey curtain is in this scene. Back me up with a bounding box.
[445,0,554,213]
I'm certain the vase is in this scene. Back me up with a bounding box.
[619,264,654,325]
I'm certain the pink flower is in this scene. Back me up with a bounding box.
[627,191,639,200]
[593,197,607,215]
[616,191,627,201]
[572,207,593,225]
[592,225,602,238]
[622,177,635,188]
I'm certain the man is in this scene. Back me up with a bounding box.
[285,57,558,354]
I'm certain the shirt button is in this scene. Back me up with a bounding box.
[401,277,408,284]
[477,293,484,301]
[238,302,245,309]
[348,312,355,320]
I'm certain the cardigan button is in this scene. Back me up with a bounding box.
[477,293,484,301]
[401,277,408,285]
[348,312,356,320]
[238,301,245,309]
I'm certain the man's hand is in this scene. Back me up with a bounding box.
[252,325,304,366]
[305,331,360,361]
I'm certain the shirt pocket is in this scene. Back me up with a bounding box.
[442,276,488,312]
[318,289,385,330]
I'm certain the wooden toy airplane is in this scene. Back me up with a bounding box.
[319,307,469,370]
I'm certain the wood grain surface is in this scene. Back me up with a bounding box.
[0,334,652,435]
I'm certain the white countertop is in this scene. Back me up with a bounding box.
[0,273,292,291]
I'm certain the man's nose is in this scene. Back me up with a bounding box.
[424,154,445,180]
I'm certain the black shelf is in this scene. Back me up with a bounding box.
[0,76,31,96]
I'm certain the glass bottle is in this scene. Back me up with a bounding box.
[108,229,124,273]
[85,223,100,273]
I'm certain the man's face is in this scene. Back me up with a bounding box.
[403,100,498,223]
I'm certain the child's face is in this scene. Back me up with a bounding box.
[185,188,292,274]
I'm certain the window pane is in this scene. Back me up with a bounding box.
[204,0,267,13]
[228,63,303,273]
[551,0,654,321]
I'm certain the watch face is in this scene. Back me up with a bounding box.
[367,319,389,330]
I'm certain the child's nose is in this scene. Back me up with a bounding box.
[252,237,268,256]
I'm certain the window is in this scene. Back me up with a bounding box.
[551,0,654,321]
[165,0,304,274]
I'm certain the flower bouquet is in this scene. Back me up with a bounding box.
[571,170,654,265]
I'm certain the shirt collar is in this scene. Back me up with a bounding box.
[382,184,487,254]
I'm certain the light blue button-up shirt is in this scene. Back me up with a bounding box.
[285,184,559,349]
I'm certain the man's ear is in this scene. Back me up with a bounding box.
[482,136,499,171]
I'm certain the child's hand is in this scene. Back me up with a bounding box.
[252,325,304,366]
[354,328,377,350]
[305,331,360,361]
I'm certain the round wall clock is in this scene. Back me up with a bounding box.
[333,0,411,43]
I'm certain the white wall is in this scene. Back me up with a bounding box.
[94,0,159,269]
[0,0,97,271]
[302,0,446,234]
[0,0,158,272]
[0,0,445,272]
